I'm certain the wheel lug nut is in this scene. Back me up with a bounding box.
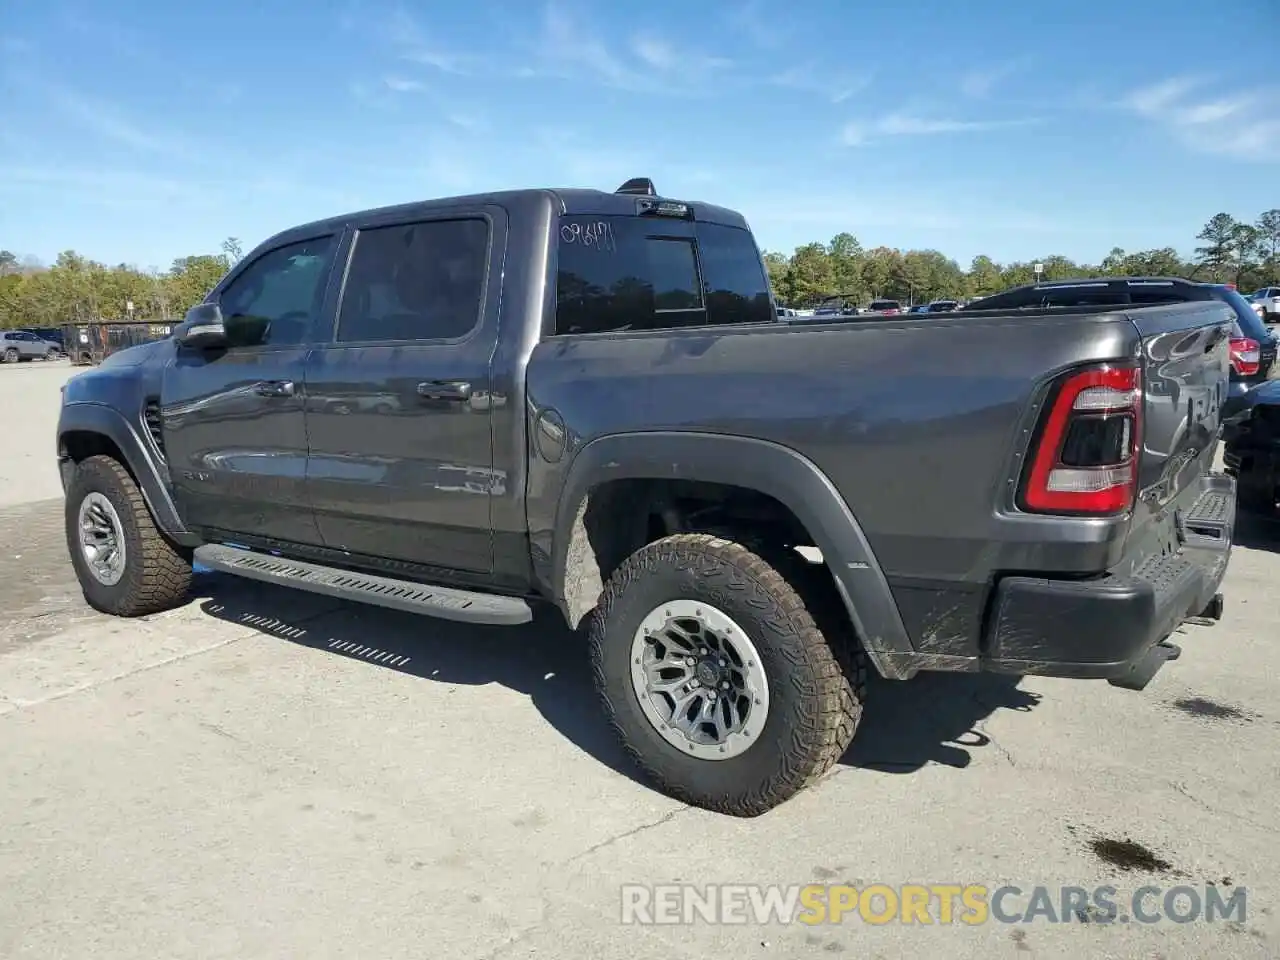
[718,659,727,667]
[685,657,696,666]
[720,681,730,690]
[699,648,707,655]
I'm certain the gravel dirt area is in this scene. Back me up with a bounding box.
[1,361,1277,958]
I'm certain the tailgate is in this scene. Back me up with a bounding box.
[1125,301,1234,549]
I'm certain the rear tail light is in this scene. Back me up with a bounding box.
[1230,337,1260,376]
[1021,364,1142,515]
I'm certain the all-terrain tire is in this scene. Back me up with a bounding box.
[65,455,193,616]
[588,533,866,817]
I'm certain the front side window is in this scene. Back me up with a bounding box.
[336,218,489,344]
[218,236,336,348]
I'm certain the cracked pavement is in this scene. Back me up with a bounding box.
[2,363,1278,958]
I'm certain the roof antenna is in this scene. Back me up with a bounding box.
[616,177,656,196]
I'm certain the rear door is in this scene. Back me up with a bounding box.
[304,206,504,576]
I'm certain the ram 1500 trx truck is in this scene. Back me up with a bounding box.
[57,178,1237,816]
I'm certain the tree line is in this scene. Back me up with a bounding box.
[1,209,1276,329]
[0,238,243,331]
[763,209,1279,307]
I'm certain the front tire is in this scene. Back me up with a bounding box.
[65,455,193,616]
[589,533,865,816]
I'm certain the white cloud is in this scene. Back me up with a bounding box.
[770,65,873,105]
[383,6,476,75]
[521,3,732,94]
[841,112,1042,146]
[727,0,790,49]
[41,85,197,160]
[383,75,427,93]
[959,60,1026,99]
[1120,76,1280,162]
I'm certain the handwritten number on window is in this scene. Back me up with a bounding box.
[561,221,616,252]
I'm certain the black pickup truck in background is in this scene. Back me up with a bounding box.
[964,277,1277,418]
[56,179,1237,816]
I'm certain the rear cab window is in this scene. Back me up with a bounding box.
[553,214,773,335]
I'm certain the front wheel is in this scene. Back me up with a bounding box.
[589,533,865,816]
[46,348,59,360]
[65,455,194,616]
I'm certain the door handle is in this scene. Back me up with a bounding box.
[417,380,472,402]
[254,380,295,398]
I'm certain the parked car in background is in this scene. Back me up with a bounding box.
[963,277,1277,418]
[21,327,66,352]
[1249,286,1280,323]
[0,329,61,362]
[866,298,902,314]
[1223,379,1280,514]
[926,299,960,313]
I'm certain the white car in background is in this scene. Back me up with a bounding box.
[1249,287,1280,324]
[0,330,61,363]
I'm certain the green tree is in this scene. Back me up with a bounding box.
[1195,213,1241,282]
[967,255,1002,297]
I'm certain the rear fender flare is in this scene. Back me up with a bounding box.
[57,402,197,545]
[548,431,915,678]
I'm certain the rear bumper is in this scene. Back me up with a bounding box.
[983,473,1234,689]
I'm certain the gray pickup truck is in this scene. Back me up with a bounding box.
[56,178,1236,816]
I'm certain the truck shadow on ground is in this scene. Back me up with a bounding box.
[1232,507,1280,551]
[194,573,1041,790]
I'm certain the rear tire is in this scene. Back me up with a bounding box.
[3,348,17,363]
[65,455,193,616]
[589,533,865,817]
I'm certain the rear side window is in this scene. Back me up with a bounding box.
[337,218,488,344]
[553,216,771,335]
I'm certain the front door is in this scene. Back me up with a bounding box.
[304,210,503,576]
[161,233,340,545]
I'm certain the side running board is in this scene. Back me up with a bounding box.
[193,544,533,625]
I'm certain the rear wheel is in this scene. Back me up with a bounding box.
[65,455,193,616]
[3,348,17,363]
[589,533,865,816]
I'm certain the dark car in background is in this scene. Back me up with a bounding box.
[963,277,1277,418]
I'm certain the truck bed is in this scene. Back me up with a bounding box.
[526,300,1233,660]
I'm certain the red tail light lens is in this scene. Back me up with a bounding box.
[1021,364,1142,515]
[1230,336,1260,376]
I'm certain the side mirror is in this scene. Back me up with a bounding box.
[177,303,227,349]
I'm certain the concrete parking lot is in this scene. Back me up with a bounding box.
[2,360,1277,958]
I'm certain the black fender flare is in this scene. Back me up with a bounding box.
[57,402,198,546]
[549,431,916,679]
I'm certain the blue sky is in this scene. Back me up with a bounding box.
[1,0,1276,270]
